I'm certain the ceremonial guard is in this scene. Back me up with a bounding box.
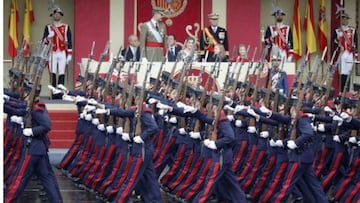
[200,13,229,62]
[333,13,358,92]
[140,7,167,61]
[42,7,72,93]
[264,6,293,61]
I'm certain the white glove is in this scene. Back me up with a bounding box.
[3,94,10,100]
[287,55,293,62]
[259,106,271,114]
[349,137,357,144]
[23,128,33,137]
[333,135,341,143]
[48,30,55,38]
[275,140,284,147]
[269,139,276,147]
[163,115,169,122]
[317,124,325,132]
[306,113,315,120]
[234,105,246,113]
[247,126,256,133]
[272,31,278,37]
[189,131,201,139]
[324,106,333,113]
[97,124,106,131]
[57,84,68,92]
[116,127,123,135]
[227,115,235,121]
[183,105,197,114]
[84,105,96,112]
[106,126,114,134]
[66,55,72,64]
[338,32,343,37]
[85,114,92,121]
[79,111,86,119]
[224,105,235,111]
[62,95,74,102]
[310,123,317,131]
[95,108,108,115]
[333,115,343,126]
[148,98,158,104]
[203,139,211,146]
[247,108,257,117]
[178,128,186,135]
[287,140,298,149]
[176,102,186,108]
[260,131,269,138]
[133,136,144,144]
[10,115,23,124]
[340,112,350,121]
[75,95,87,103]
[121,133,130,141]
[48,85,62,94]
[169,117,177,124]
[156,102,171,111]
[92,118,100,125]
[158,109,165,116]
[205,140,217,150]
[235,120,243,127]
[47,85,56,91]
[87,98,98,105]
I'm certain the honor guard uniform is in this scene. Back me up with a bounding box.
[200,13,229,62]
[140,7,167,62]
[264,7,293,61]
[333,13,358,92]
[42,7,72,94]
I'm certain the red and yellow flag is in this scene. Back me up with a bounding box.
[8,0,19,59]
[318,0,328,54]
[303,0,317,54]
[23,0,35,57]
[292,0,302,60]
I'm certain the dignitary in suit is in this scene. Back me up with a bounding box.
[122,34,140,62]
[200,13,229,62]
[333,13,358,92]
[264,7,293,61]
[167,34,181,62]
[140,7,167,61]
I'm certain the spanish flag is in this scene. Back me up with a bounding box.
[303,0,317,54]
[23,0,35,57]
[8,0,19,59]
[292,0,302,60]
[318,0,328,57]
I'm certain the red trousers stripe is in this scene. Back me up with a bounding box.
[232,140,247,171]
[199,162,220,203]
[169,149,194,190]
[105,156,134,196]
[5,154,32,203]
[315,147,328,177]
[154,136,176,170]
[161,145,186,185]
[90,145,116,189]
[262,161,288,202]
[334,157,360,199]
[78,145,99,179]
[175,156,203,197]
[84,146,107,185]
[237,144,256,182]
[252,154,276,199]
[321,152,343,189]
[70,136,93,175]
[152,129,164,160]
[274,162,298,203]
[117,155,143,203]
[344,181,360,203]
[242,150,266,191]
[60,134,84,168]
[184,158,212,200]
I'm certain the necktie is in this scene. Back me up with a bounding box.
[171,47,175,56]
[155,23,159,31]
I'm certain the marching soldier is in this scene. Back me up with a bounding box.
[42,7,72,96]
[333,13,358,92]
[140,7,167,62]
[200,13,229,62]
[264,6,293,61]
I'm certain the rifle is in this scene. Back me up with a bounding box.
[89,41,110,98]
[321,48,340,105]
[103,46,123,100]
[82,41,96,92]
[108,59,125,127]
[153,56,167,92]
[165,55,181,96]
[289,87,306,141]
[25,43,52,146]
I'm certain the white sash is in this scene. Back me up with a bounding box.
[146,22,163,43]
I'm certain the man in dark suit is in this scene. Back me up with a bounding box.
[167,34,180,62]
[122,34,141,62]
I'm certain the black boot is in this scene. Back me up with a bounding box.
[51,73,57,87]
[58,74,65,85]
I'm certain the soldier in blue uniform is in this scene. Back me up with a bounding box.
[5,85,63,203]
